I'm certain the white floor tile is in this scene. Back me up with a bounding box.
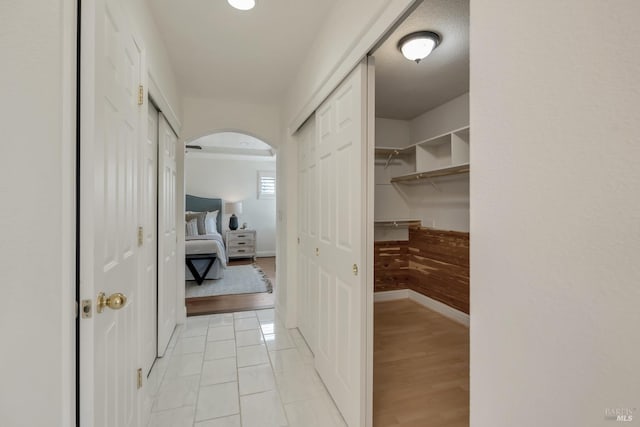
[194,414,241,427]
[164,353,204,379]
[293,336,314,362]
[209,313,234,327]
[147,310,332,427]
[173,335,206,355]
[207,325,235,342]
[238,363,276,396]
[196,382,240,421]
[181,324,210,338]
[152,375,200,412]
[201,357,237,386]
[233,310,256,319]
[186,315,211,329]
[236,344,269,367]
[274,365,325,404]
[284,395,346,427]
[205,340,236,361]
[256,308,275,322]
[234,316,260,331]
[264,332,295,351]
[235,329,264,347]
[147,405,195,427]
[240,390,288,427]
[269,348,306,373]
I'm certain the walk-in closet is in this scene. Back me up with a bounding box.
[371,1,470,425]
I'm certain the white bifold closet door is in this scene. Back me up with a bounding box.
[297,115,318,354]
[157,112,178,356]
[297,60,370,427]
[141,103,159,373]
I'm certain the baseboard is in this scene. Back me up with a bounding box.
[256,251,276,258]
[374,289,409,302]
[407,290,470,327]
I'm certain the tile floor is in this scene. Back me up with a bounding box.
[145,309,346,427]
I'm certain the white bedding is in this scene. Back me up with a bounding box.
[185,233,227,280]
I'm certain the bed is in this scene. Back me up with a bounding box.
[185,195,227,281]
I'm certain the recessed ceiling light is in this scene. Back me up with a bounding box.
[398,31,441,64]
[228,0,255,11]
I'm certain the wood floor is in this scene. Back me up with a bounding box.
[185,257,275,316]
[374,299,469,427]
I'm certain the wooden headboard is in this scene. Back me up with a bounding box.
[185,195,223,234]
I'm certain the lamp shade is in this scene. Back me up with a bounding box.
[225,202,243,215]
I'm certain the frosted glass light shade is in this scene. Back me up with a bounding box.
[398,31,440,63]
[228,0,255,11]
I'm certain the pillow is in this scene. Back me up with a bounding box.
[185,218,198,237]
[205,210,219,234]
[185,211,207,235]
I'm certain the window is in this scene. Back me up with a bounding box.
[258,170,276,199]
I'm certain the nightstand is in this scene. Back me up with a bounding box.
[225,230,256,262]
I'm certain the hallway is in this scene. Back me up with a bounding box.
[146,309,345,427]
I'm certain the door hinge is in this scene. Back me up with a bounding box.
[297,237,300,245]
[137,368,143,389]
[138,85,144,106]
[352,264,359,276]
[138,226,144,246]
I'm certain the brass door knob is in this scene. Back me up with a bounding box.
[97,292,127,313]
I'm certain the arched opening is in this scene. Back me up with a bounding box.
[183,131,278,314]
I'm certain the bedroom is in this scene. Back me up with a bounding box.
[183,131,277,315]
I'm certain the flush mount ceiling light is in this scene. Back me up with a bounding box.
[228,0,255,11]
[398,31,441,63]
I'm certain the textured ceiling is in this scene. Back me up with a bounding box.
[373,0,469,120]
[147,0,337,102]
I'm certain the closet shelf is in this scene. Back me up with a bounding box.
[375,146,415,156]
[390,163,470,183]
[374,219,422,228]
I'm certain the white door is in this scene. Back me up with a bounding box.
[157,112,178,356]
[296,115,318,354]
[80,0,143,425]
[141,102,159,373]
[314,62,369,427]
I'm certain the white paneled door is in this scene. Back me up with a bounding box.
[80,0,143,425]
[141,103,159,373]
[298,62,370,427]
[157,113,178,356]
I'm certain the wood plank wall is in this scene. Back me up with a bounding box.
[374,227,470,314]
[374,240,410,292]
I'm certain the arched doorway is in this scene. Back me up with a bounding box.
[183,131,278,315]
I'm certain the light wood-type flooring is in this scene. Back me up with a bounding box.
[186,257,275,316]
[374,299,469,427]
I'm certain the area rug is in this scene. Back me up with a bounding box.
[186,264,272,298]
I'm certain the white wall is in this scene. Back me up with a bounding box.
[284,0,415,131]
[0,1,75,425]
[185,155,277,256]
[125,0,183,131]
[409,92,469,143]
[471,1,640,426]
[182,97,281,148]
[375,117,411,148]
